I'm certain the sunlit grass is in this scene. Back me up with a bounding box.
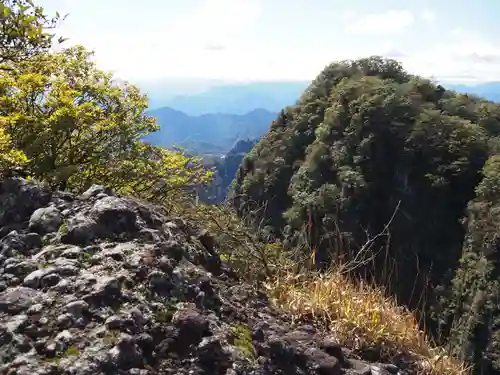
[265,269,469,375]
[178,200,468,375]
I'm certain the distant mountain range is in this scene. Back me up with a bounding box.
[144,107,276,155]
[139,80,500,117]
[141,80,309,115]
[140,79,500,203]
[140,79,500,156]
[446,82,500,102]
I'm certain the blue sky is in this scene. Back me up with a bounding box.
[41,0,500,83]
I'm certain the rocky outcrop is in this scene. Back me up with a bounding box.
[1,178,412,375]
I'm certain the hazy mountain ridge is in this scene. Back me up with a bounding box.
[140,80,500,116]
[144,107,276,155]
[446,81,500,101]
[141,81,310,114]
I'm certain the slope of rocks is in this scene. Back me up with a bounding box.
[1,178,411,375]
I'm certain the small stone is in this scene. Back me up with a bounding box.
[92,276,122,298]
[29,206,62,234]
[91,196,138,238]
[102,248,125,261]
[305,347,341,375]
[80,185,112,199]
[380,363,400,374]
[27,303,44,315]
[148,271,170,291]
[4,260,38,279]
[105,315,123,330]
[0,287,41,313]
[370,365,392,375]
[41,273,61,288]
[172,308,210,350]
[158,256,174,274]
[134,333,154,354]
[65,300,89,319]
[55,330,74,348]
[107,333,143,370]
[320,338,345,363]
[197,336,230,372]
[139,228,161,242]
[61,246,83,259]
[61,213,97,245]
[57,313,74,329]
[127,307,145,324]
[50,278,71,293]
[34,339,47,354]
[23,268,55,289]
[45,341,57,357]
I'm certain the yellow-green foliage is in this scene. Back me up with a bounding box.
[0,1,213,203]
[58,222,68,235]
[110,142,214,204]
[229,324,256,360]
[0,45,213,200]
[0,120,28,176]
[102,330,121,346]
[63,345,80,357]
[44,345,80,366]
[0,0,61,66]
[180,202,292,280]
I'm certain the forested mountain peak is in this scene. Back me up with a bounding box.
[232,56,500,374]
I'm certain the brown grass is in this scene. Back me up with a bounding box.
[176,200,469,375]
[265,269,469,375]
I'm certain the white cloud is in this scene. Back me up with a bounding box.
[397,29,500,82]
[342,11,356,21]
[204,43,227,52]
[178,0,262,48]
[344,10,414,35]
[42,1,500,83]
[50,0,265,81]
[421,10,436,22]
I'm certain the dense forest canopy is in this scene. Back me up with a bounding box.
[232,56,500,375]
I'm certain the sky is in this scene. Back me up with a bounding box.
[41,0,500,84]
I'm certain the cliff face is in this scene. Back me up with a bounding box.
[0,177,414,375]
[199,139,258,204]
[433,155,500,375]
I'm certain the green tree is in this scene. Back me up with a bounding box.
[232,57,491,309]
[0,45,213,199]
[0,0,60,176]
[0,118,28,176]
[433,155,500,375]
[0,0,61,66]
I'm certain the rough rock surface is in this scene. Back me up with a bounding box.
[0,178,412,375]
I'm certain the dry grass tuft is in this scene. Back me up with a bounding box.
[265,270,470,375]
[172,199,468,375]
